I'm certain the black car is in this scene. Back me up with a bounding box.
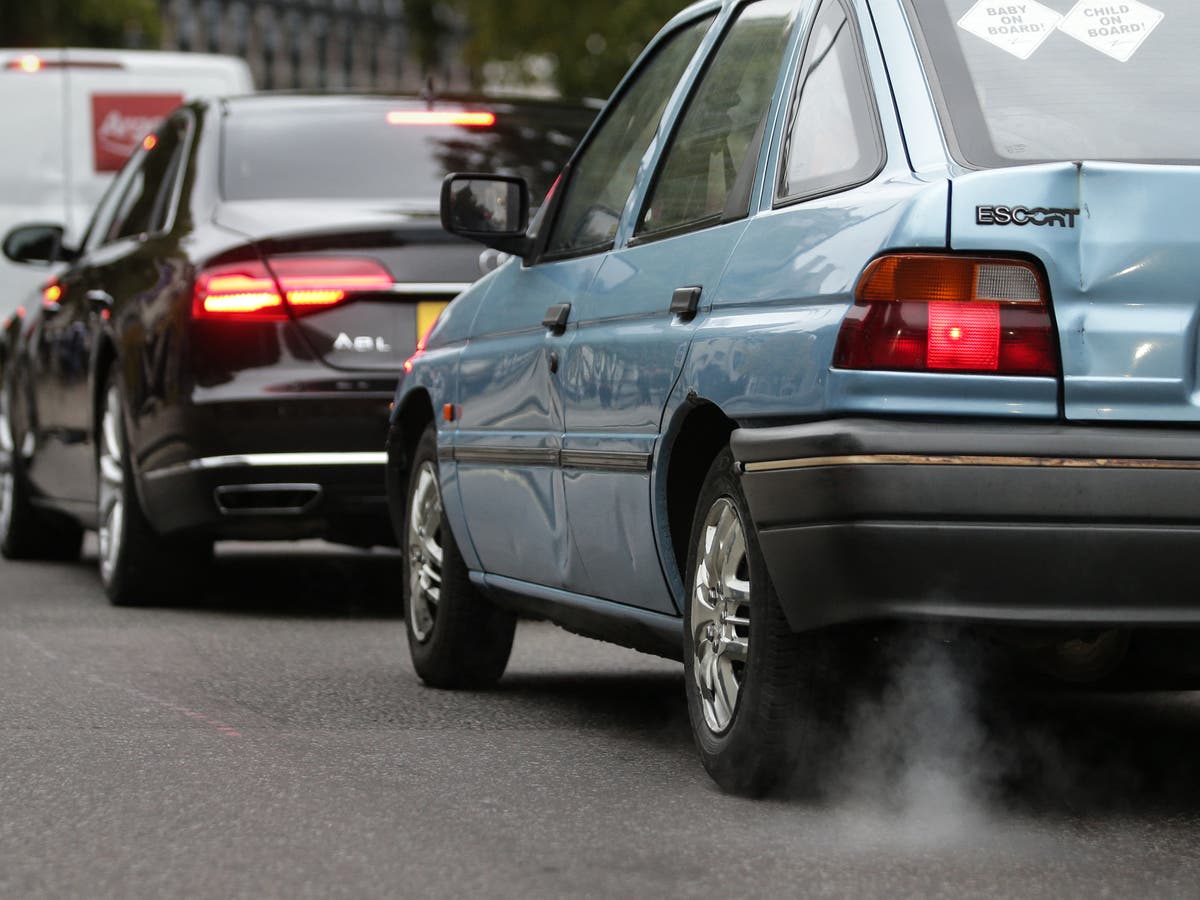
[0,93,594,604]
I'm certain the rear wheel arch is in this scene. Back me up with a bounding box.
[660,400,736,599]
[91,337,119,444]
[387,388,436,542]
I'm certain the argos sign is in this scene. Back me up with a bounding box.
[91,93,183,172]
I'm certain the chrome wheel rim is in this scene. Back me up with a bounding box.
[0,390,14,542]
[691,496,751,734]
[97,386,125,585]
[407,461,444,643]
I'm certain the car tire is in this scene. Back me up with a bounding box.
[683,446,834,796]
[0,379,84,561]
[403,424,515,688]
[97,370,211,606]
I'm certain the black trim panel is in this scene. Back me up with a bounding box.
[447,445,652,473]
[474,571,683,661]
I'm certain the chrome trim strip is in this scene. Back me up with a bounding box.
[560,449,652,473]
[144,451,386,480]
[213,483,322,517]
[742,453,1200,474]
[387,283,471,296]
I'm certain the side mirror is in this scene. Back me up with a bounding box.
[2,224,76,265]
[440,174,531,257]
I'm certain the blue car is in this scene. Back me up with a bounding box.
[387,0,1200,794]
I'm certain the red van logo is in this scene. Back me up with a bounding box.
[91,94,183,172]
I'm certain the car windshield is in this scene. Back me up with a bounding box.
[221,102,594,203]
[907,0,1200,166]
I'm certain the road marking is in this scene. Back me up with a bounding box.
[14,631,243,738]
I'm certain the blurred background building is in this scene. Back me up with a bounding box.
[158,0,470,91]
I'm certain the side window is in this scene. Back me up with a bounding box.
[777,0,883,203]
[80,155,143,254]
[637,0,798,239]
[543,14,715,258]
[104,117,190,244]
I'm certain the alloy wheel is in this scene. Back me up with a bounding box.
[97,386,125,585]
[407,461,444,643]
[691,496,752,734]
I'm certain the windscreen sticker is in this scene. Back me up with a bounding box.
[956,2,1064,60]
[1056,1,1164,62]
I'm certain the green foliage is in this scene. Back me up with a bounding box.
[453,0,695,99]
[0,0,161,49]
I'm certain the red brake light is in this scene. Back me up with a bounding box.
[270,257,392,312]
[194,262,284,320]
[386,110,496,127]
[8,55,42,73]
[834,254,1057,377]
[193,257,392,321]
[42,281,63,308]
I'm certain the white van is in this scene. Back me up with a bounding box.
[0,48,253,316]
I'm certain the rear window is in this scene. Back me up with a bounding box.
[907,0,1200,166]
[221,102,595,203]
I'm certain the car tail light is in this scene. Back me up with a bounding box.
[42,280,64,309]
[833,254,1058,377]
[386,110,496,127]
[193,257,393,321]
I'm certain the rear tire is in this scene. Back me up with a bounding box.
[683,447,835,796]
[403,424,515,688]
[0,379,84,561]
[97,370,211,606]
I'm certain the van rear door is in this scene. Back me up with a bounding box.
[0,58,66,316]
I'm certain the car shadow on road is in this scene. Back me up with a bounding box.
[146,542,405,619]
[494,669,693,750]
[983,686,1200,816]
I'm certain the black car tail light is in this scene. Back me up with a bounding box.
[193,257,393,321]
[833,254,1058,377]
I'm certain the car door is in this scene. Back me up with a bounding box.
[559,0,806,613]
[452,10,716,590]
[28,114,192,504]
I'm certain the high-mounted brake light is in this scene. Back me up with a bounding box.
[833,254,1057,377]
[386,110,496,127]
[8,54,42,73]
[5,56,122,72]
[193,257,392,321]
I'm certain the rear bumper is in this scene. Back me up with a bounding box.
[141,452,391,544]
[733,418,1200,631]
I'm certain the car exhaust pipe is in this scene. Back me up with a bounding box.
[213,484,322,516]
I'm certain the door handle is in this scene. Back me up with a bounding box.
[86,290,114,313]
[542,303,571,336]
[670,286,702,319]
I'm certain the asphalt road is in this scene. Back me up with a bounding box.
[4,540,1200,899]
